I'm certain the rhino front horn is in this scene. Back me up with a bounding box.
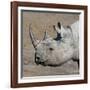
[29,25,37,48]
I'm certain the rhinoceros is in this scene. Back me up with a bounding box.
[29,21,79,67]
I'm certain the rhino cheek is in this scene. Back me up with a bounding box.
[47,50,66,65]
[45,53,58,64]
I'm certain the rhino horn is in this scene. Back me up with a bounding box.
[43,30,50,40]
[29,25,37,48]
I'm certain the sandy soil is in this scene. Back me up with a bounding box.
[22,10,79,77]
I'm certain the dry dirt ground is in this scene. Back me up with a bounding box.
[22,10,79,77]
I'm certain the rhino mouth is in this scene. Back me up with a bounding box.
[38,62,63,67]
[35,61,47,66]
[35,59,74,67]
[35,60,61,67]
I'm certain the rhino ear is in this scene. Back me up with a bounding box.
[53,22,65,34]
[57,22,61,29]
[53,22,61,34]
[53,22,66,40]
[43,30,50,40]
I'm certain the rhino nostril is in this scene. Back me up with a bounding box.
[36,57,40,60]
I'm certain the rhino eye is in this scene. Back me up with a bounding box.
[49,47,54,51]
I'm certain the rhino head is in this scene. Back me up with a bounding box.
[29,22,74,66]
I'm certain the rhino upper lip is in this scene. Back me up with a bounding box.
[35,59,48,66]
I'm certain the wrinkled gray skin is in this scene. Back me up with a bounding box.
[29,21,79,67]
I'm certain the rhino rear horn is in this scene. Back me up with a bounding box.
[43,30,50,40]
